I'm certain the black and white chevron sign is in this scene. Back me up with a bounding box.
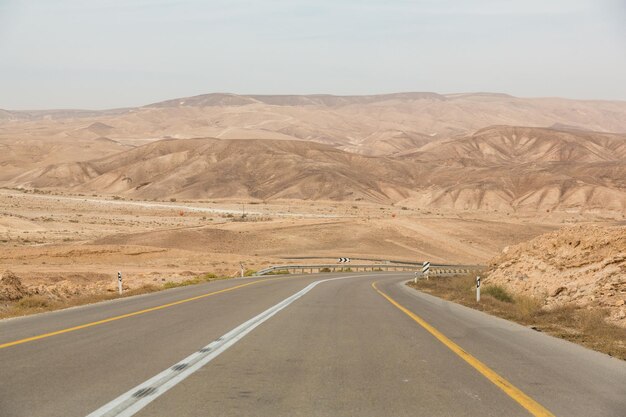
[422,261,430,274]
[338,257,351,263]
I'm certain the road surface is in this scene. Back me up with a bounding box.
[1,272,625,417]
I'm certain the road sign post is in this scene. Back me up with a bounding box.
[338,257,350,263]
[476,276,481,302]
[422,261,430,281]
[117,272,122,295]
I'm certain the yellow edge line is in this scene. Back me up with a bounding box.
[1,279,270,350]
[372,281,556,417]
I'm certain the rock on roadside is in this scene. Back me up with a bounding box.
[0,270,30,301]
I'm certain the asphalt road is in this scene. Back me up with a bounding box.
[1,272,625,417]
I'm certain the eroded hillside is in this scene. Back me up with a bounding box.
[487,225,626,326]
[5,127,626,214]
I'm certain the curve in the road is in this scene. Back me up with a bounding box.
[372,281,556,417]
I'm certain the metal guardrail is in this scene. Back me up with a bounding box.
[255,263,484,276]
[278,257,481,269]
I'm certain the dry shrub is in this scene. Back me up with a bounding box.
[513,295,543,322]
[17,295,50,309]
[408,275,626,360]
[1,281,184,320]
[483,285,513,303]
[450,275,475,294]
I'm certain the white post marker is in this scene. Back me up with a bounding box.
[476,276,481,302]
[240,263,245,278]
[117,272,123,295]
[422,261,430,281]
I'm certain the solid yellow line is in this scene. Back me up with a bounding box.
[0,279,269,350]
[372,281,556,417]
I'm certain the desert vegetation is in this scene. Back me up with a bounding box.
[409,275,626,359]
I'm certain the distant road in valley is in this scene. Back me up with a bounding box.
[0,190,340,219]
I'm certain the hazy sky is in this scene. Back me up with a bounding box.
[1,0,625,109]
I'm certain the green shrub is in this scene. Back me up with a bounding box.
[483,285,514,303]
[202,273,218,280]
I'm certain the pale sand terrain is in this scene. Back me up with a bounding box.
[0,189,566,300]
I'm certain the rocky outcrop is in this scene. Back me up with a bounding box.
[0,270,29,301]
[487,225,626,326]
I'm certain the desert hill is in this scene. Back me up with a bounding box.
[7,138,422,202]
[5,131,626,214]
[398,126,626,213]
[2,92,626,156]
[402,126,626,165]
[146,92,448,108]
[1,92,625,213]
[0,136,130,181]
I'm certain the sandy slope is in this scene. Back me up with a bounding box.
[0,190,558,301]
[487,224,626,327]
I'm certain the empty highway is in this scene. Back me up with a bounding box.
[1,272,625,417]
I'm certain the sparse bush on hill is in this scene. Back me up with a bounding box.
[17,295,49,309]
[483,285,513,303]
[163,273,224,289]
[409,274,626,359]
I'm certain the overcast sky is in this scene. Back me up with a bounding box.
[1,0,625,109]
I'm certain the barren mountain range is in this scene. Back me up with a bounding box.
[1,92,625,214]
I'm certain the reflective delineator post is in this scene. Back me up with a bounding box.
[422,261,430,281]
[476,276,481,302]
[118,271,123,295]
